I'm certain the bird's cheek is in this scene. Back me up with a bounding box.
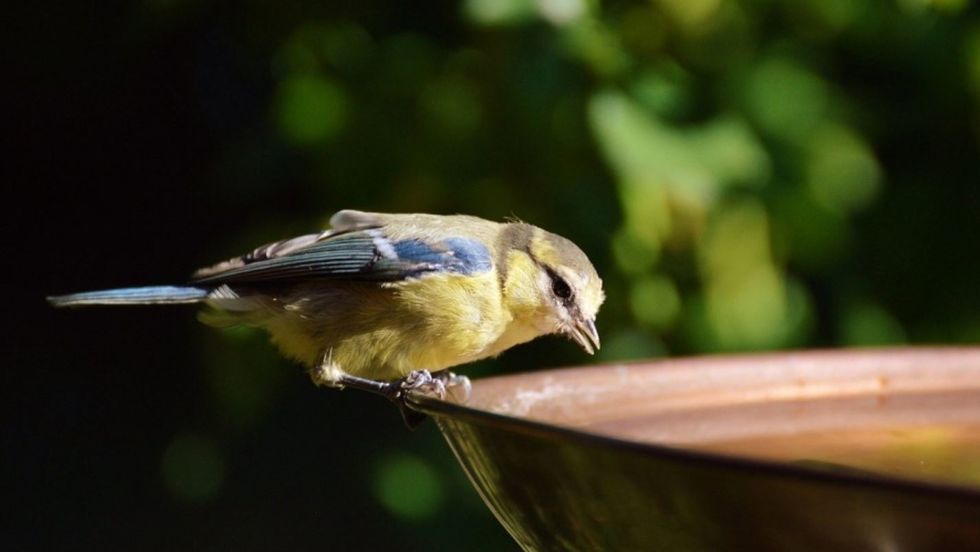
[527,313,558,335]
[548,314,569,334]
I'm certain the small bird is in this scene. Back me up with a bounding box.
[49,210,604,415]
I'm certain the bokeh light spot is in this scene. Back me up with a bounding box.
[275,74,348,145]
[744,58,829,142]
[373,453,445,522]
[806,125,882,214]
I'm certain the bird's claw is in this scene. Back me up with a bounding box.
[399,370,471,403]
[399,369,445,398]
[395,370,471,429]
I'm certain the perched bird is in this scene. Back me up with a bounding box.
[48,210,604,411]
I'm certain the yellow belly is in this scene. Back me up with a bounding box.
[261,271,522,381]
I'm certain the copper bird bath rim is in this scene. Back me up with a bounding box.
[407,347,980,500]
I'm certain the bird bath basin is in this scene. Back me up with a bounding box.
[407,348,980,551]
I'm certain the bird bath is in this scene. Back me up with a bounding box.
[407,348,980,551]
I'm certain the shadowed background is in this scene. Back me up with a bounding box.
[8,0,980,549]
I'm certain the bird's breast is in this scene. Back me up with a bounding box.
[392,270,508,352]
[236,264,549,381]
[304,270,508,380]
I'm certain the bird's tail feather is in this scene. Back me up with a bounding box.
[47,286,210,307]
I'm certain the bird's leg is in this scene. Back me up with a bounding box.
[330,373,401,400]
[313,353,470,428]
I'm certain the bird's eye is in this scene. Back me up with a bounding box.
[551,274,573,300]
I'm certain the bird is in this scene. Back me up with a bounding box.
[48,210,605,419]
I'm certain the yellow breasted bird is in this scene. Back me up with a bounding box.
[48,210,604,417]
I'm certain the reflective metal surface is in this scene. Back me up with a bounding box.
[408,348,980,551]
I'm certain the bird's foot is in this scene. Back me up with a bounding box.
[388,370,470,428]
[399,369,445,398]
[385,369,471,402]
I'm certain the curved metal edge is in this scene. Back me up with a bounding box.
[405,350,980,504]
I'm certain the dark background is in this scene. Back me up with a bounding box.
[8,0,980,550]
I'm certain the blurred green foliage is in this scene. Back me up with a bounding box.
[192,0,980,359]
[83,0,980,548]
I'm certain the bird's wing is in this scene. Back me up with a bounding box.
[191,227,493,285]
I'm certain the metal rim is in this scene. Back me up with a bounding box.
[407,348,980,504]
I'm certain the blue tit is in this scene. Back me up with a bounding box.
[49,210,604,402]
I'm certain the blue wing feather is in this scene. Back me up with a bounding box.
[390,238,491,275]
[439,237,493,274]
[192,230,492,285]
[48,286,209,306]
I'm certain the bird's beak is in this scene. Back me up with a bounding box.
[567,317,600,355]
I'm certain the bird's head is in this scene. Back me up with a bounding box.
[501,225,605,355]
